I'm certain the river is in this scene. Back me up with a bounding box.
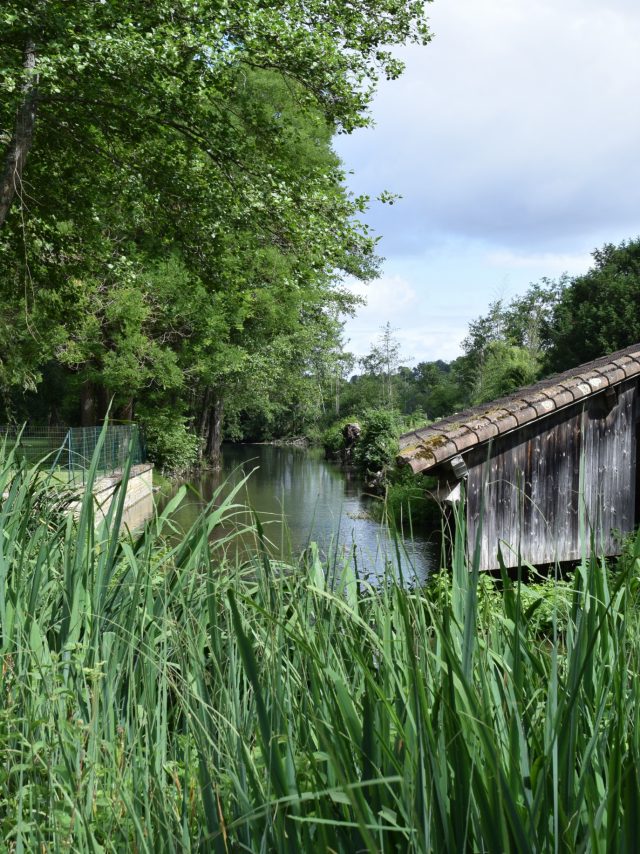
[158,443,438,584]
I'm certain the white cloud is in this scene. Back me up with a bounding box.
[396,326,469,363]
[336,0,640,254]
[335,0,640,364]
[343,274,469,362]
[485,250,593,274]
[347,274,417,314]
[343,319,468,364]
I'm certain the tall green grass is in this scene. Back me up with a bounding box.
[1,436,640,851]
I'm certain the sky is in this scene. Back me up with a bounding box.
[335,0,640,366]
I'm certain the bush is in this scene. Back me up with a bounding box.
[519,577,574,637]
[354,408,401,480]
[400,407,429,431]
[429,565,575,639]
[321,421,348,457]
[384,468,442,529]
[140,411,199,473]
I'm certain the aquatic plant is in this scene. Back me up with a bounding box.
[1,436,639,851]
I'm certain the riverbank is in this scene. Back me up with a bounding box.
[244,436,311,448]
[68,463,154,528]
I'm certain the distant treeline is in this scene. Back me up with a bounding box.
[342,238,640,425]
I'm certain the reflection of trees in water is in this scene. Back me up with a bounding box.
[158,444,436,581]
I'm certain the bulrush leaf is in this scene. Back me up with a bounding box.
[0,435,639,852]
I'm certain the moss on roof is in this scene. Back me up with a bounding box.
[398,342,640,473]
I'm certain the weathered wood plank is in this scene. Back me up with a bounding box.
[462,379,639,570]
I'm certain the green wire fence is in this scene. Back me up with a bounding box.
[0,424,145,485]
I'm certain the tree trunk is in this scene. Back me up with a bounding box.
[80,379,97,427]
[0,40,38,229]
[197,387,212,439]
[96,385,110,424]
[195,387,212,462]
[204,396,224,469]
[80,377,111,425]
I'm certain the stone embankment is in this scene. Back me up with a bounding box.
[69,463,154,528]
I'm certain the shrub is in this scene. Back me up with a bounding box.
[354,408,401,480]
[518,577,574,637]
[140,411,199,473]
[321,421,348,457]
[382,467,442,530]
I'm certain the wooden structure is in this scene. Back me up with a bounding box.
[397,344,640,570]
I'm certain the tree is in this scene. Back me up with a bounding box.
[0,0,431,231]
[0,1,432,467]
[359,322,402,407]
[400,359,467,419]
[501,279,564,357]
[471,341,540,405]
[546,239,640,371]
[462,281,562,368]
[460,279,562,401]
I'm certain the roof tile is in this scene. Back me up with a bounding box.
[397,342,640,473]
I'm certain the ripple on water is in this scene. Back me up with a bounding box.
[157,443,439,584]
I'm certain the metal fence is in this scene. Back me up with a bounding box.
[0,425,145,484]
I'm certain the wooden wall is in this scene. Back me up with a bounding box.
[462,380,639,570]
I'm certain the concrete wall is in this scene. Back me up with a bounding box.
[71,464,154,529]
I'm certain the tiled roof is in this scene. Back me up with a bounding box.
[397,343,640,474]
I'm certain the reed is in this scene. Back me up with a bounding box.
[1,437,639,851]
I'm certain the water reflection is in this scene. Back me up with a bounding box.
[158,444,438,584]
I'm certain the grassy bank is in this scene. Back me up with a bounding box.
[2,439,640,851]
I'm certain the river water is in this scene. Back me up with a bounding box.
[159,444,438,584]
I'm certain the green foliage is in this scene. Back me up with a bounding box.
[547,238,640,370]
[332,243,640,439]
[338,276,564,429]
[396,360,468,420]
[0,0,431,455]
[354,407,402,479]
[471,340,541,404]
[321,420,349,456]
[139,410,199,474]
[3,439,640,850]
[449,570,575,639]
[518,576,574,637]
[458,237,640,386]
[458,281,564,406]
[358,322,402,407]
[386,236,640,423]
[383,467,441,530]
